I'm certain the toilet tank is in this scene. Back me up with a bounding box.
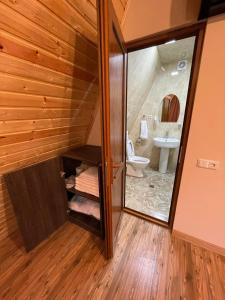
[127,139,135,159]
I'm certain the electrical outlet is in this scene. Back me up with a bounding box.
[197,159,219,170]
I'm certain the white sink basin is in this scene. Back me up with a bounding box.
[153,137,180,149]
[153,137,180,173]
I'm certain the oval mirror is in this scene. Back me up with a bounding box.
[159,94,180,122]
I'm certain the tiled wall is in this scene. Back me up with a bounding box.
[127,47,160,132]
[127,49,192,171]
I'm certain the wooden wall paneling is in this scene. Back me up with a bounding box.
[0,52,98,89]
[1,143,80,177]
[0,3,84,64]
[120,0,128,8]
[65,0,98,29]
[0,0,96,47]
[0,134,83,158]
[0,107,94,122]
[0,0,129,244]
[91,0,129,23]
[0,125,88,146]
[0,115,93,135]
[88,0,96,8]
[0,0,100,243]
[37,0,97,42]
[0,93,96,111]
[0,74,96,99]
[0,53,93,89]
[112,0,125,22]
[0,33,98,77]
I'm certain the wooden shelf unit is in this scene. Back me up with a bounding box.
[67,187,100,203]
[61,145,104,238]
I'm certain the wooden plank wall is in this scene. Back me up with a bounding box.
[0,0,128,242]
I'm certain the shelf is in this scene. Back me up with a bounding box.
[62,145,102,166]
[61,145,104,239]
[68,210,102,237]
[67,187,100,202]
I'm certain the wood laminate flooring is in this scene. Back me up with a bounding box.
[0,213,224,299]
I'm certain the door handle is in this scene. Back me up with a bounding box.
[112,162,124,168]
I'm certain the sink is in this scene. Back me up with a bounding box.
[153,137,180,173]
[153,137,180,149]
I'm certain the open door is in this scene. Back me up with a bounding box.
[98,0,127,258]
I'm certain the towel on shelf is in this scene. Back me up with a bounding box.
[76,163,89,176]
[65,175,75,189]
[76,177,98,185]
[75,166,99,197]
[75,185,99,197]
[140,119,148,140]
[76,183,99,191]
[78,166,98,177]
[69,195,100,220]
[76,167,98,181]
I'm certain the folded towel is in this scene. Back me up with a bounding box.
[76,177,98,184]
[76,182,98,190]
[65,175,75,189]
[69,195,100,220]
[74,167,99,197]
[75,184,99,197]
[77,167,98,179]
[140,119,148,140]
[76,180,98,188]
[76,185,99,194]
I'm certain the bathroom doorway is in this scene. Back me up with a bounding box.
[124,23,206,227]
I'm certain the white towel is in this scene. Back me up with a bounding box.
[140,120,148,140]
[74,167,99,197]
[76,184,99,197]
[69,196,100,220]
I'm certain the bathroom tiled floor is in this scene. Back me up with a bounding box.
[125,168,175,222]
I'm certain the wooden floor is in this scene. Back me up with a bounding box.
[0,213,224,300]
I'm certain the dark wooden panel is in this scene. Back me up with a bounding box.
[62,145,102,165]
[4,158,68,251]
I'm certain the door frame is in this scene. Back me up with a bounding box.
[123,21,206,229]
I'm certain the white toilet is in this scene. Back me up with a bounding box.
[126,137,150,178]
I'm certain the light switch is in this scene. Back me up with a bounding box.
[197,159,219,170]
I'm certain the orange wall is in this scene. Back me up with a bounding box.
[174,15,225,249]
[122,0,201,40]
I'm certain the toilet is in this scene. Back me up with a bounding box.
[126,138,150,178]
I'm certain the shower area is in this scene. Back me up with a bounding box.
[125,37,196,222]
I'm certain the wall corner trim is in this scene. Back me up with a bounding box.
[172,230,225,257]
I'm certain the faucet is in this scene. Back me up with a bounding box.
[165,130,169,138]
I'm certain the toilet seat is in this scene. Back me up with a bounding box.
[126,134,150,177]
[128,155,150,164]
